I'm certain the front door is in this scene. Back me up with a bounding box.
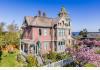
[30,44,35,55]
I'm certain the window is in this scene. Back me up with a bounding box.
[62,29,65,36]
[61,29,62,36]
[60,23,61,25]
[44,42,48,50]
[59,29,61,36]
[61,42,63,45]
[58,41,65,50]
[58,29,65,36]
[58,41,65,46]
[65,23,68,26]
[58,42,60,45]
[69,29,70,35]
[58,23,60,25]
[69,21,70,26]
[62,21,64,25]
[65,23,67,26]
[44,29,47,36]
[58,29,61,36]
[39,29,41,35]
[64,29,66,36]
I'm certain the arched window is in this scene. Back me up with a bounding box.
[60,23,61,25]
[62,21,64,25]
[58,23,60,25]
[65,23,68,26]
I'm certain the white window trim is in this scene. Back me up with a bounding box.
[44,42,48,50]
[58,29,65,37]
[44,29,47,36]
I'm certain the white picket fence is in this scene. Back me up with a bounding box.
[43,58,73,67]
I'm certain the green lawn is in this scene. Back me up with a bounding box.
[0,49,23,67]
[84,63,96,67]
[95,50,100,54]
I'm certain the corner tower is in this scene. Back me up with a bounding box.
[56,7,72,52]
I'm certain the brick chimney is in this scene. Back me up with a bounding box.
[38,10,41,16]
[43,12,46,17]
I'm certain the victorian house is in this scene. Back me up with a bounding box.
[20,7,72,55]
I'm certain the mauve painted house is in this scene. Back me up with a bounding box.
[20,7,72,55]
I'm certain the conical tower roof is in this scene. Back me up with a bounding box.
[61,6,67,13]
[58,6,68,17]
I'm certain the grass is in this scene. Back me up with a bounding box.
[95,50,100,54]
[0,49,23,67]
[84,63,96,67]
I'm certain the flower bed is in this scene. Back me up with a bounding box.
[66,47,100,67]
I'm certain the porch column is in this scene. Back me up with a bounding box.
[23,44,25,52]
[20,39,21,53]
[36,46,38,55]
[34,45,36,55]
[52,29,55,52]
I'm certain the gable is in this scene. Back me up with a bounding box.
[57,17,70,28]
[22,18,28,27]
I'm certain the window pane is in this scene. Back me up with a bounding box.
[69,21,70,26]
[44,29,47,36]
[44,42,48,50]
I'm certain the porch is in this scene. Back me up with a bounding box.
[20,39,41,56]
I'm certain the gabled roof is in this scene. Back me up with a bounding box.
[24,16,60,27]
[22,7,70,27]
[87,32,100,38]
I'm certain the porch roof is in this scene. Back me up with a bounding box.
[21,39,35,44]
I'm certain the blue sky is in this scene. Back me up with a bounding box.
[0,0,100,32]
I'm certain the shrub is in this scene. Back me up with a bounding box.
[84,63,96,67]
[0,48,2,60]
[17,54,26,62]
[46,52,57,60]
[26,55,38,67]
[44,52,71,62]
[55,53,63,61]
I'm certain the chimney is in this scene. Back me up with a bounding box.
[38,10,41,16]
[43,12,46,17]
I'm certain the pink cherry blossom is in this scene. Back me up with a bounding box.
[66,47,100,67]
